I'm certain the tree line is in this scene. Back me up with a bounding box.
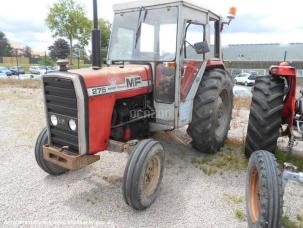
[0,0,111,64]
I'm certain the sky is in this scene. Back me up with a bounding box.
[0,0,302,52]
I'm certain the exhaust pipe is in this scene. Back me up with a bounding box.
[92,0,101,68]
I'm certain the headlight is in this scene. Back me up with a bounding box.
[50,115,58,126]
[69,119,77,131]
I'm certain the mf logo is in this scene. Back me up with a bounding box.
[125,76,142,88]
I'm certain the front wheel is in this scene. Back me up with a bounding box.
[246,150,283,228]
[122,139,165,210]
[188,68,234,153]
[35,128,68,176]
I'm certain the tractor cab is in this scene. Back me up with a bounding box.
[108,0,234,128]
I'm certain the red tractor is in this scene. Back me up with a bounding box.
[245,63,303,227]
[35,0,236,210]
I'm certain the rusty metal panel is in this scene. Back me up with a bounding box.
[43,146,100,171]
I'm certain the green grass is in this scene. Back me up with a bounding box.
[282,215,299,228]
[191,142,248,175]
[224,193,244,204]
[297,214,303,227]
[275,148,303,172]
[235,209,245,221]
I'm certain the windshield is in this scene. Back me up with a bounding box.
[109,7,178,62]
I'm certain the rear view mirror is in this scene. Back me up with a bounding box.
[194,41,210,54]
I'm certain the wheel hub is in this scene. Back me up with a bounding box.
[142,153,161,197]
[249,165,260,223]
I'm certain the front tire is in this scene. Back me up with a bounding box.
[35,128,67,176]
[245,76,285,158]
[123,139,164,210]
[188,68,234,153]
[246,150,283,228]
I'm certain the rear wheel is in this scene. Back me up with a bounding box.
[246,150,283,228]
[188,68,233,153]
[35,128,67,176]
[123,139,164,210]
[245,76,285,158]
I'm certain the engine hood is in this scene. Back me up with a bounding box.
[70,64,152,97]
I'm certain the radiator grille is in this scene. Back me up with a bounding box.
[43,76,79,153]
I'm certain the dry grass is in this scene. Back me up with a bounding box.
[0,79,42,89]
[224,193,244,204]
[234,97,252,111]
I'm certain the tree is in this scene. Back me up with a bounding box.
[49,38,70,60]
[98,19,111,48]
[38,55,54,66]
[24,46,32,58]
[0,31,12,56]
[46,0,91,64]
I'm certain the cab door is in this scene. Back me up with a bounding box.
[178,21,208,127]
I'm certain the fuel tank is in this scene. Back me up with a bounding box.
[72,64,152,154]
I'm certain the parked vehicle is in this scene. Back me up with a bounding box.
[0,72,8,78]
[17,74,31,80]
[0,67,13,76]
[29,66,55,75]
[9,66,25,75]
[46,66,58,73]
[234,72,256,86]
[233,85,252,97]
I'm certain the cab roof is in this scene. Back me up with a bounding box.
[113,0,220,19]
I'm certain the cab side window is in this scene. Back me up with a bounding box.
[184,23,205,60]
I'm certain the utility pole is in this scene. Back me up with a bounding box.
[45,51,48,74]
[92,0,101,68]
[284,50,287,62]
[15,50,19,79]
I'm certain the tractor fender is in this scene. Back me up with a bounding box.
[269,62,297,128]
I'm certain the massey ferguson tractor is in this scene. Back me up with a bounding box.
[245,63,303,227]
[35,0,236,210]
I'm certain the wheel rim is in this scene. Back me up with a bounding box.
[142,153,161,197]
[249,165,260,223]
[215,90,229,138]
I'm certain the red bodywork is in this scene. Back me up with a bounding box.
[269,62,297,128]
[77,65,152,154]
[180,60,225,99]
[73,60,226,155]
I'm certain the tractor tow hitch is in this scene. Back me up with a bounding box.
[43,145,100,171]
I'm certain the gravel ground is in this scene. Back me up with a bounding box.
[0,87,302,228]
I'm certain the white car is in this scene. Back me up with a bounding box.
[234,73,256,86]
[18,74,33,80]
[29,66,55,75]
[0,72,8,78]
